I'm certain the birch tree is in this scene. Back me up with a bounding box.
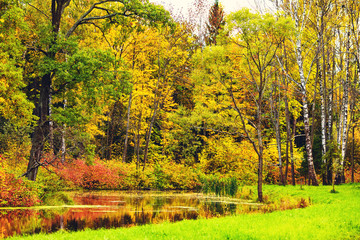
[280,0,319,185]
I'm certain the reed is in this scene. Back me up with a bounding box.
[200,175,238,197]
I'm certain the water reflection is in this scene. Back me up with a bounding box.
[0,191,262,238]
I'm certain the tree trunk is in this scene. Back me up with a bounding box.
[320,62,328,184]
[295,38,319,186]
[26,72,52,180]
[284,93,291,185]
[270,84,284,185]
[136,97,143,170]
[257,110,263,202]
[61,124,66,163]
[351,121,355,183]
[291,118,296,186]
[26,0,70,180]
[143,53,163,170]
[143,102,159,171]
[337,31,350,183]
[122,91,133,163]
[327,44,336,185]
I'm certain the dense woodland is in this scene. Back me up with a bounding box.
[1,0,360,205]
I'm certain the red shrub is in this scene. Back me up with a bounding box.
[0,169,40,207]
[56,158,124,190]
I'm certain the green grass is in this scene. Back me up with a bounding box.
[9,184,360,240]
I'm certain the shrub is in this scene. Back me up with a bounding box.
[152,161,201,190]
[56,158,124,190]
[0,166,40,207]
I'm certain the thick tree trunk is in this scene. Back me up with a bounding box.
[302,94,318,185]
[26,73,52,180]
[26,0,70,180]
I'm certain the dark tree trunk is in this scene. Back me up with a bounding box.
[351,124,355,183]
[284,93,291,185]
[122,92,133,163]
[26,0,70,180]
[257,111,263,202]
[291,118,296,186]
[26,73,52,180]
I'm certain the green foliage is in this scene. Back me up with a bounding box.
[166,106,205,164]
[0,0,35,127]
[227,8,294,42]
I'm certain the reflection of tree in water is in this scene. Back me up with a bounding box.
[202,201,238,216]
[204,201,225,216]
[0,209,41,237]
[229,203,236,214]
[3,192,259,238]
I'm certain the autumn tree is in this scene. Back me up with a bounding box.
[0,0,34,133]
[192,9,292,201]
[21,0,172,181]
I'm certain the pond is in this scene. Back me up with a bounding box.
[0,191,263,238]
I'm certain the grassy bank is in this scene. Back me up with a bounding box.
[9,184,360,240]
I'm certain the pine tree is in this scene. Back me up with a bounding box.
[205,0,225,46]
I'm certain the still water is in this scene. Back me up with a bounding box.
[0,191,262,238]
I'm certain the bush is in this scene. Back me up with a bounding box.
[152,161,201,190]
[119,162,156,189]
[0,167,40,207]
[56,158,124,190]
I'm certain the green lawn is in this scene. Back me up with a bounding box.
[9,184,360,240]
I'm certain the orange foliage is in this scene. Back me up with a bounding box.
[0,156,40,207]
[345,165,360,183]
[56,158,125,190]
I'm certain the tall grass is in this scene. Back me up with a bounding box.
[200,175,238,197]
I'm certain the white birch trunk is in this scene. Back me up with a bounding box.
[294,7,318,185]
[340,31,350,166]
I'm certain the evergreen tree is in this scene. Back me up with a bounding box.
[205,0,225,46]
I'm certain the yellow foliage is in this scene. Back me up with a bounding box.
[199,136,258,184]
